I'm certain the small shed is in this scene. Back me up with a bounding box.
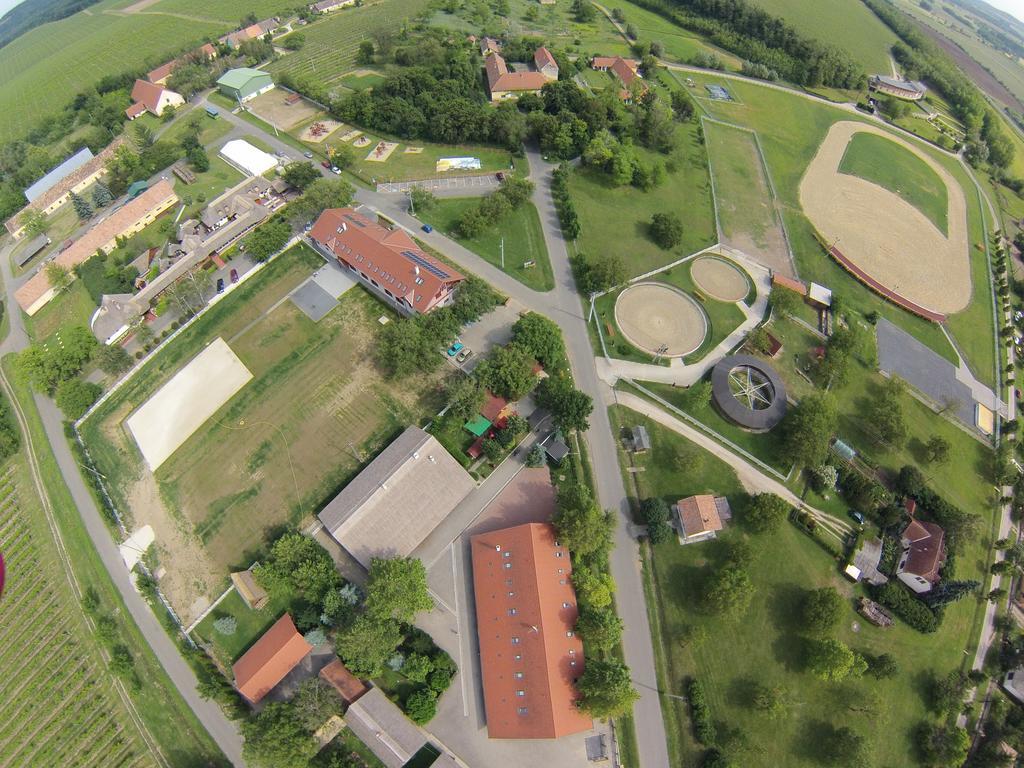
[231,569,269,610]
[807,282,832,308]
[631,425,651,453]
[832,439,856,462]
[318,658,368,704]
[464,414,491,437]
[126,180,149,199]
[545,437,569,463]
[843,564,862,582]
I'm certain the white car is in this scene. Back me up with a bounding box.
[330,166,341,175]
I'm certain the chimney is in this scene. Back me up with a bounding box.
[414,265,420,276]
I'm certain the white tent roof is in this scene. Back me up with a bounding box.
[219,139,277,177]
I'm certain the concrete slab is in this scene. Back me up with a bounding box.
[290,279,338,322]
[312,261,356,298]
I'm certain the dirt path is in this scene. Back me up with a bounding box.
[799,120,971,315]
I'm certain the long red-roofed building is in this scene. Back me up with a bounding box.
[470,523,593,739]
[232,613,312,705]
[308,208,464,314]
[484,47,558,102]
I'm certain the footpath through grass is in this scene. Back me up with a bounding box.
[838,132,949,235]
[423,197,554,291]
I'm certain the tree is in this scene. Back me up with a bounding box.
[576,659,639,718]
[921,579,979,609]
[287,178,355,225]
[571,0,596,22]
[447,376,485,421]
[292,678,342,731]
[649,212,683,249]
[476,343,537,400]
[751,684,788,718]
[865,652,899,679]
[90,181,113,209]
[870,376,907,447]
[640,497,672,544]
[55,377,101,419]
[572,254,626,294]
[19,208,48,237]
[409,185,437,213]
[255,533,341,604]
[553,483,614,557]
[405,689,438,724]
[670,89,696,121]
[70,190,93,220]
[282,33,305,51]
[213,616,237,635]
[768,286,801,318]
[575,605,624,652]
[245,218,292,262]
[535,377,593,432]
[801,587,842,636]
[45,262,72,293]
[511,313,564,369]
[572,563,615,608]
[336,614,403,677]
[187,146,210,172]
[809,464,838,492]
[356,40,375,65]
[924,435,951,465]
[282,162,321,191]
[744,493,789,534]
[806,638,858,681]
[704,564,754,617]
[400,653,433,683]
[780,392,838,468]
[242,702,318,768]
[526,443,546,467]
[95,344,132,375]
[822,726,869,768]
[364,557,433,623]
[916,723,969,766]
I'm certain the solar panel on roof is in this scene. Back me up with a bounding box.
[402,250,450,280]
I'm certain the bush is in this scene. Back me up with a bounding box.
[875,582,940,633]
[688,678,716,745]
[405,688,438,724]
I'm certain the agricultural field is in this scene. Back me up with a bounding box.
[424,197,554,291]
[0,470,159,768]
[611,405,994,768]
[267,0,433,92]
[838,132,949,235]
[78,244,449,620]
[111,0,293,23]
[747,0,899,74]
[0,4,227,143]
[571,120,717,279]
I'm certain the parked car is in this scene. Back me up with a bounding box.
[230,268,239,284]
[456,347,472,363]
[303,150,313,158]
[216,278,225,293]
[447,341,464,357]
[321,160,331,169]
[330,166,341,175]
[848,510,865,525]
[496,171,506,182]
[422,224,433,233]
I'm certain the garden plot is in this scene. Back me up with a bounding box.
[127,337,253,471]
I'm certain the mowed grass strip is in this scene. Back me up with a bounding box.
[424,197,554,291]
[609,404,990,768]
[838,132,949,235]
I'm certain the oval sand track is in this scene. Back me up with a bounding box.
[798,121,970,315]
[691,257,750,302]
[614,282,707,357]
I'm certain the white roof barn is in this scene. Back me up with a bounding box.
[219,139,278,177]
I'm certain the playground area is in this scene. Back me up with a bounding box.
[690,256,750,302]
[247,89,321,131]
[614,282,708,358]
[298,118,343,143]
[799,121,970,316]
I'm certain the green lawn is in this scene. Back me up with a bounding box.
[343,140,517,185]
[571,120,716,278]
[173,155,245,221]
[191,589,291,665]
[423,198,553,291]
[838,132,949,235]
[609,403,992,768]
[337,70,386,92]
[25,281,96,344]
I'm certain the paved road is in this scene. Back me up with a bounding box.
[0,238,247,766]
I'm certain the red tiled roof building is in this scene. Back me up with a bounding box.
[232,614,312,705]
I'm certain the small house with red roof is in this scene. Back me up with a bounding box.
[125,79,184,119]
[484,47,558,102]
[897,518,946,594]
[232,613,312,705]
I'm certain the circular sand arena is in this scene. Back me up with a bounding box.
[691,257,750,302]
[614,282,708,358]
[798,121,970,316]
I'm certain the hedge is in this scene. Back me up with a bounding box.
[875,582,940,633]
[688,678,716,745]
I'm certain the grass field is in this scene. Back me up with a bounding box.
[122,0,292,23]
[610,404,993,768]
[26,281,97,345]
[80,245,449,612]
[343,141,517,185]
[267,0,432,91]
[424,198,554,291]
[0,4,226,143]
[703,119,790,270]
[838,132,949,235]
[0,470,160,768]
[571,121,716,278]
[747,0,899,74]
[191,589,290,666]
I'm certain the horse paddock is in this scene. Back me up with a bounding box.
[614,282,708,358]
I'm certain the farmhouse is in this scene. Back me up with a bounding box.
[869,74,927,101]
[125,79,184,119]
[219,139,278,176]
[216,67,275,103]
[591,56,646,100]
[232,613,312,705]
[220,18,280,48]
[479,36,502,56]
[310,0,355,12]
[309,208,466,315]
[674,495,729,544]
[23,147,94,205]
[345,688,427,768]
[484,47,558,101]
[146,43,218,85]
[15,179,178,315]
[896,518,946,594]
[470,522,593,739]
[317,426,475,568]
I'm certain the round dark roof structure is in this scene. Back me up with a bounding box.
[710,354,788,431]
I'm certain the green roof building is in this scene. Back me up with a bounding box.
[216,68,275,104]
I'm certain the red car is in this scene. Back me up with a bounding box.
[230,268,239,284]
[321,160,331,169]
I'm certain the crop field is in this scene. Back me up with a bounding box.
[120,0,293,23]
[267,0,433,91]
[0,7,226,143]
[0,470,159,768]
[79,245,448,619]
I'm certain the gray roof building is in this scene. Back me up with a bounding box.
[318,427,474,568]
[16,234,50,267]
[24,148,94,203]
[344,688,427,768]
[631,425,651,453]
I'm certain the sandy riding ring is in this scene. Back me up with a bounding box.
[690,256,750,302]
[614,282,708,358]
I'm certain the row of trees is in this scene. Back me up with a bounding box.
[17,324,105,419]
[457,175,534,239]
